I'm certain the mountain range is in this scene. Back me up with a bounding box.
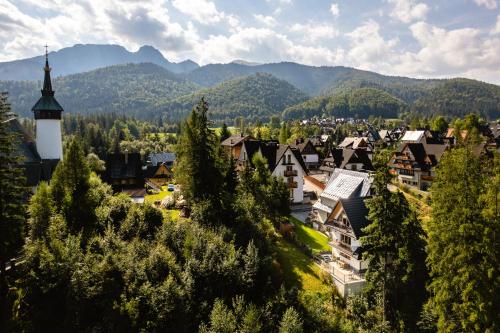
[0,44,499,122]
[0,44,199,80]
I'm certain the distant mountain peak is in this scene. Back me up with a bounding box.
[0,43,199,80]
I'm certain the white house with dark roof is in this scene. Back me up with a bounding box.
[311,169,373,297]
[325,196,371,297]
[237,140,307,203]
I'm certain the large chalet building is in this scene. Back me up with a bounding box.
[388,131,447,190]
[311,169,373,297]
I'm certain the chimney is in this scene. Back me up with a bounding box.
[124,149,129,164]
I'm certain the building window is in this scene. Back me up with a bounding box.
[288,154,291,164]
[351,164,357,171]
[286,165,292,171]
[340,234,351,245]
[243,152,247,160]
[303,155,307,161]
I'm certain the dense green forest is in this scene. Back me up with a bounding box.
[150,73,309,123]
[282,87,406,120]
[184,62,441,99]
[0,63,200,118]
[411,78,500,119]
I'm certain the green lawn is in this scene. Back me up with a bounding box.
[289,216,331,254]
[144,186,173,204]
[275,238,329,294]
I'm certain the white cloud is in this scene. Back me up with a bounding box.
[387,0,429,23]
[289,22,339,42]
[196,27,343,66]
[330,3,340,17]
[171,0,225,24]
[346,20,399,71]
[474,0,497,9]
[254,14,277,27]
[491,14,500,34]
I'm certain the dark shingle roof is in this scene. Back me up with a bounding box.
[340,196,371,238]
[105,153,142,180]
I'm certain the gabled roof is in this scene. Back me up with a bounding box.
[339,196,371,238]
[148,152,175,166]
[221,134,254,147]
[241,140,308,174]
[105,153,142,179]
[401,130,425,142]
[338,137,368,149]
[322,169,372,200]
[328,148,373,170]
[378,130,389,140]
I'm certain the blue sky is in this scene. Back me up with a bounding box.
[1,0,499,83]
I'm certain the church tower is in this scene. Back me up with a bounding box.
[32,48,64,160]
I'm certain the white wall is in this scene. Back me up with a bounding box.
[302,153,319,163]
[36,119,62,160]
[273,149,305,203]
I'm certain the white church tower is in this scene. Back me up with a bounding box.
[32,48,63,160]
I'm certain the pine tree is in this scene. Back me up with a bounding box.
[175,98,225,222]
[50,138,97,237]
[219,123,231,142]
[427,147,499,332]
[0,93,27,325]
[361,166,428,332]
[0,93,26,273]
[279,307,303,333]
[279,122,288,144]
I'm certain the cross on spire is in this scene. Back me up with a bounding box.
[44,44,48,61]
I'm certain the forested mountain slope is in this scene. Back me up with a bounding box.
[149,73,309,123]
[411,78,500,119]
[0,63,200,118]
[184,62,441,102]
[282,88,407,120]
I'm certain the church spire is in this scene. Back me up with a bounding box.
[42,44,54,96]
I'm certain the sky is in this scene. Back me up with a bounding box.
[1,0,499,84]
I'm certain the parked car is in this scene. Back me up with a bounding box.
[167,184,175,191]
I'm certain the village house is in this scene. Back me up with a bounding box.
[104,150,144,190]
[221,134,255,159]
[388,142,447,190]
[237,140,308,203]
[290,138,321,170]
[311,169,373,297]
[320,148,373,176]
[326,197,371,297]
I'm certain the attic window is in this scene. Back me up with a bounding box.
[288,154,291,164]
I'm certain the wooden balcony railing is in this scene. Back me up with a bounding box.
[330,241,352,253]
[284,170,298,177]
[287,181,298,188]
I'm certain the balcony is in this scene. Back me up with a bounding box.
[329,219,349,231]
[287,181,298,188]
[284,169,298,177]
[330,240,352,253]
[421,175,433,181]
[330,260,365,284]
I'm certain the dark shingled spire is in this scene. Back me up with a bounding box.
[32,45,64,118]
[42,45,54,96]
